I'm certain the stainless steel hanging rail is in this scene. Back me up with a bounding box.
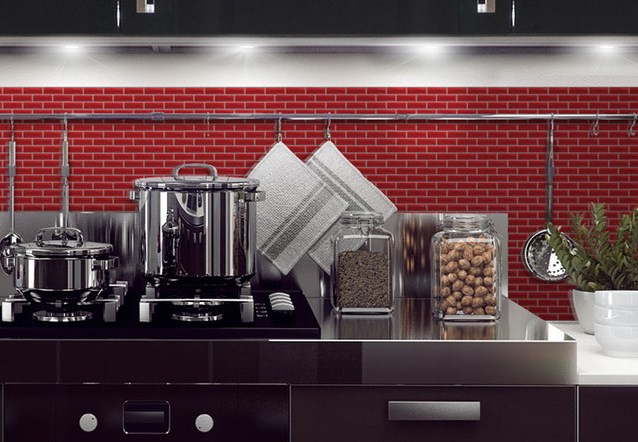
[0,112,636,122]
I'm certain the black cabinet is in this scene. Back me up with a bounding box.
[291,385,576,442]
[514,0,638,35]
[579,386,638,442]
[4,383,288,442]
[0,0,118,35]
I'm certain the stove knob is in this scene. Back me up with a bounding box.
[195,414,214,433]
[79,413,98,433]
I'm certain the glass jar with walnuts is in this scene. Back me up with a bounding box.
[431,214,502,321]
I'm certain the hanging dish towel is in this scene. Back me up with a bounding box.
[249,141,348,275]
[306,140,397,273]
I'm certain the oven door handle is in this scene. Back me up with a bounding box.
[387,401,481,421]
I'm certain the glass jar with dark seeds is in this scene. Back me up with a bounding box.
[332,212,394,314]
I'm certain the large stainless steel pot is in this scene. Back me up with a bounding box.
[132,163,264,285]
[8,226,119,303]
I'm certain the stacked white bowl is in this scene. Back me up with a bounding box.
[594,290,638,357]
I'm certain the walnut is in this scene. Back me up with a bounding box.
[452,280,464,291]
[475,286,488,297]
[483,276,493,287]
[469,267,482,276]
[474,307,485,315]
[461,295,473,307]
[463,248,474,260]
[453,243,464,252]
[453,291,463,301]
[470,255,484,267]
[471,297,485,308]
[448,250,460,261]
[458,259,471,271]
[464,275,475,286]
[440,253,450,265]
[446,261,459,273]
[473,277,484,288]
[457,270,468,280]
[440,300,451,311]
[446,295,456,306]
[482,251,493,263]
[456,301,462,310]
[447,273,458,283]
[462,306,474,315]
[483,266,494,277]
[446,306,458,315]
[485,306,497,316]
[440,287,451,298]
[461,285,474,296]
[473,245,485,255]
[485,294,496,306]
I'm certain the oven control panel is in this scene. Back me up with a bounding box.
[5,383,288,442]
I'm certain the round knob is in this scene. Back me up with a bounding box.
[79,413,98,432]
[195,414,214,433]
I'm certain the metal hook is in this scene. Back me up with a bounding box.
[9,113,14,142]
[590,113,600,136]
[629,113,637,137]
[206,112,210,138]
[325,113,332,141]
[275,113,282,142]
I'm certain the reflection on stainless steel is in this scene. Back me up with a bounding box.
[333,312,393,340]
[134,182,259,284]
[438,322,498,340]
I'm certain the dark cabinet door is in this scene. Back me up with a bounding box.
[514,0,638,34]
[0,0,118,35]
[292,385,576,442]
[579,386,638,442]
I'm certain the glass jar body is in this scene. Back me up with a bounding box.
[332,212,394,314]
[431,214,502,321]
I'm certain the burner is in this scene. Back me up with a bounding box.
[170,311,224,322]
[33,310,93,323]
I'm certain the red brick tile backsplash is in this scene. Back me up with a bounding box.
[1,87,638,320]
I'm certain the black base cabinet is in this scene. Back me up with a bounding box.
[4,384,288,442]
[579,386,638,442]
[291,385,576,442]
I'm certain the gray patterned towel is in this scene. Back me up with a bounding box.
[306,141,397,273]
[249,142,348,275]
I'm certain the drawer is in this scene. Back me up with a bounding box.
[291,385,575,442]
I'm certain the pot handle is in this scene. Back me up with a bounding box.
[92,256,119,271]
[173,163,218,180]
[36,227,85,248]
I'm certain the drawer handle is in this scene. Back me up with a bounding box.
[388,401,481,421]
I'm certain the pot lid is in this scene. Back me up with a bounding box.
[11,227,113,257]
[134,163,260,191]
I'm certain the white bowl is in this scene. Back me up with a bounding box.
[595,290,638,309]
[595,305,638,326]
[594,323,638,357]
[570,289,595,334]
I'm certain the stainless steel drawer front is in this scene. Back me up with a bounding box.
[388,401,481,421]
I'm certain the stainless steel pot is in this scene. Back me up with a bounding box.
[9,227,119,303]
[132,163,264,285]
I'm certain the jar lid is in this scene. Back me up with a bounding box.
[135,163,260,191]
[339,211,384,225]
[441,213,493,230]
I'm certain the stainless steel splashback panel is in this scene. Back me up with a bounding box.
[0,212,507,299]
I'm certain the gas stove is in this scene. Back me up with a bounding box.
[0,286,320,340]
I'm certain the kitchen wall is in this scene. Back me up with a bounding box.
[0,49,637,320]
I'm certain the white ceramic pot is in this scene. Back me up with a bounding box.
[570,289,595,334]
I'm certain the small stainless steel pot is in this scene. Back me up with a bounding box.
[8,227,118,303]
[132,163,264,286]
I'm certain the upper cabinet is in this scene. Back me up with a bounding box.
[0,0,119,35]
[0,0,635,38]
[514,0,638,35]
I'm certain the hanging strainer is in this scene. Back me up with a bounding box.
[522,117,574,282]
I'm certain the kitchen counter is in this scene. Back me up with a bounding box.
[552,322,638,385]
[0,297,577,386]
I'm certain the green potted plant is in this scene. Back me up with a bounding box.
[547,203,638,335]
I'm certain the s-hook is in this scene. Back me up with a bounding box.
[275,113,283,142]
[629,113,637,137]
[325,113,332,141]
[590,113,600,136]
[205,112,211,137]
